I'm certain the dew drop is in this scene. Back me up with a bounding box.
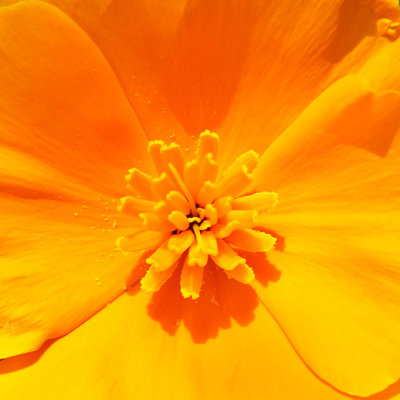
[73,212,79,217]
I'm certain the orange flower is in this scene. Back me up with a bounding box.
[1,0,400,399]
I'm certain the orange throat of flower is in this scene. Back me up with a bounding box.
[117,131,278,300]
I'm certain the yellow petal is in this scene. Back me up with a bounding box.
[0,196,143,358]
[0,291,363,400]
[253,75,400,395]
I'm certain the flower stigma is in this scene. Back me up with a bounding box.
[116,131,278,300]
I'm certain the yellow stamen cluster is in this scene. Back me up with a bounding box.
[117,131,278,299]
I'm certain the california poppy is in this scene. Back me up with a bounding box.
[1,0,400,399]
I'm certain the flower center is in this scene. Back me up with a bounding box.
[117,131,278,299]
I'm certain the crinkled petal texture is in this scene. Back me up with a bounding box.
[253,73,400,396]
[45,0,400,166]
[0,0,149,358]
[0,291,374,400]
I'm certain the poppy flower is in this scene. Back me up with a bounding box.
[1,0,400,399]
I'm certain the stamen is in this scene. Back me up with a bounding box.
[160,143,185,175]
[139,212,174,232]
[168,231,194,253]
[211,239,246,271]
[224,210,258,229]
[180,257,204,299]
[188,241,208,267]
[169,163,198,215]
[226,229,276,252]
[148,140,165,174]
[146,241,181,271]
[115,231,167,254]
[214,196,232,217]
[188,216,202,224]
[196,130,220,160]
[151,173,174,198]
[200,153,218,183]
[217,151,259,197]
[212,221,239,239]
[197,181,217,206]
[217,165,253,198]
[231,192,278,212]
[153,201,170,219]
[183,160,202,202]
[199,220,212,231]
[225,263,254,284]
[168,210,190,231]
[141,264,177,292]
[199,231,218,256]
[126,168,156,199]
[118,196,156,216]
[204,204,218,225]
[192,223,203,246]
[166,191,191,215]
[117,131,279,302]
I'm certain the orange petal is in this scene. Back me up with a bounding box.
[217,1,399,167]
[45,0,189,144]
[252,76,400,394]
[0,195,145,358]
[0,0,150,197]
[254,74,400,189]
[0,291,362,400]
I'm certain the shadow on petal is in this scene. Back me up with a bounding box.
[161,0,258,135]
[147,261,260,343]
[240,251,281,288]
[0,340,54,374]
[323,0,376,63]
